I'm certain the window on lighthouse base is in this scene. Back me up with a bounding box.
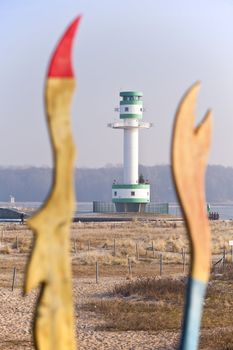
[131,191,135,196]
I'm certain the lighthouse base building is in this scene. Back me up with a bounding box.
[108,91,152,213]
[112,184,150,212]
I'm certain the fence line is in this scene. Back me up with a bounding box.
[3,250,229,289]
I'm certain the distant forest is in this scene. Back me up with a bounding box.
[0,165,233,203]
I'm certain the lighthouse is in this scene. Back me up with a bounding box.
[108,91,152,212]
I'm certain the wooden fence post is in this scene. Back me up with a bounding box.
[181,248,184,259]
[113,238,116,256]
[128,258,132,278]
[11,267,16,291]
[160,254,163,276]
[96,261,99,284]
[152,241,155,258]
[182,249,186,273]
[136,243,139,260]
[223,248,226,272]
[74,241,77,255]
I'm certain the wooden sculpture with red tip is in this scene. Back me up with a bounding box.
[48,17,81,78]
[25,17,81,350]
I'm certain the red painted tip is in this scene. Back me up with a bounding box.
[47,16,82,78]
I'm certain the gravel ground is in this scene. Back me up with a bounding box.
[0,277,179,350]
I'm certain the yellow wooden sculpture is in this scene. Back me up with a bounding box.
[171,82,212,350]
[24,17,81,350]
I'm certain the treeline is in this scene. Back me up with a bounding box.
[0,165,233,203]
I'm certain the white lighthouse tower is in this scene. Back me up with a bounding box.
[108,91,152,212]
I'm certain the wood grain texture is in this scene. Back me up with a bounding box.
[171,82,212,282]
[24,17,80,350]
[25,79,77,350]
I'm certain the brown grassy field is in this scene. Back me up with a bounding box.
[0,219,233,349]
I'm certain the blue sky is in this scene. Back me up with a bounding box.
[1,0,233,167]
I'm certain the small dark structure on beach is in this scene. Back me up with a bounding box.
[0,208,28,220]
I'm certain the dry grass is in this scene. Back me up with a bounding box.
[82,277,184,332]
[0,219,232,283]
[200,329,233,350]
[82,298,182,332]
[82,273,233,349]
[1,220,231,264]
[113,276,185,301]
[1,219,233,349]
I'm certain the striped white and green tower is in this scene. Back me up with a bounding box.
[108,91,152,212]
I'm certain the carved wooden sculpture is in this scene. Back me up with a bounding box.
[171,82,212,350]
[24,17,81,350]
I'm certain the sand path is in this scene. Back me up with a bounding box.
[0,277,178,349]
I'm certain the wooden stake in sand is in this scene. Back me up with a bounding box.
[128,258,132,278]
[11,267,16,292]
[223,248,226,272]
[152,241,155,258]
[24,17,82,350]
[74,240,77,255]
[16,235,19,250]
[159,254,163,276]
[96,261,99,284]
[113,238,116,256]
[135,243,139,260]
[182,248,186,273]
[171,82,212,350]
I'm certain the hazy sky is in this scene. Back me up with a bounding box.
[1,0,233,168]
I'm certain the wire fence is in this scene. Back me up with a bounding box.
[0,225,233,290]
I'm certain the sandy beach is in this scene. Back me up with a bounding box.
[0,277,179,350]
[0,219,232,349]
